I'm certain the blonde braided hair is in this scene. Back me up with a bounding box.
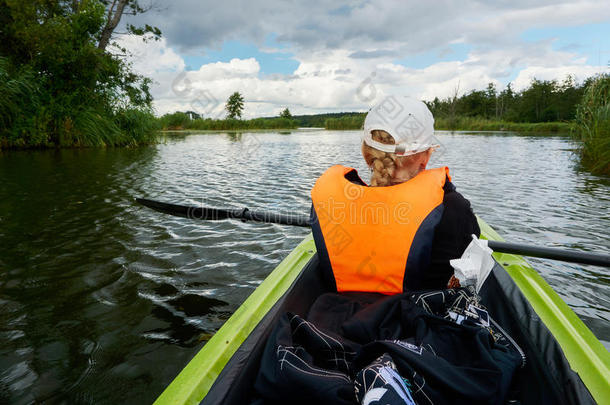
[362,130,430,187]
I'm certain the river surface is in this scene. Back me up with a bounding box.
[0,130,609,403]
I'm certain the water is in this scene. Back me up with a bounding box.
[0,130,608,403]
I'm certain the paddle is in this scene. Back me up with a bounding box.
[136,198,610,268]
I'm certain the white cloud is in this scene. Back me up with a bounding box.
[116,36,184,76]
[511,66,605,91]
[116,1,610,116]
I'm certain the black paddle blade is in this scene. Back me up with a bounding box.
[135,198,237,221]
[135,198,311,227]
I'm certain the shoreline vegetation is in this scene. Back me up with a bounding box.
[158,111,574,134]
[323,115,574,133]
[159,116,573,134]
[0,1,161,150]
[157,112,299,131]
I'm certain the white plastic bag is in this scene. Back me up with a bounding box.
[449,235,495,292]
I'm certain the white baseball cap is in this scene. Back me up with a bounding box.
[362,96,439,156]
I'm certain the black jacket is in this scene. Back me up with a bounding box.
[424,180,480,289]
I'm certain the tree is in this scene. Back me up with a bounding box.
[424,76,589,126]
[184,110,201,120]
[225,92,244,119]
[460,89,487,117]
[519,79,557,122]
[556,75,583,121]
[485,82,497,119]
[498,83,515,120]
[280,108,292,119]
[447,81,460,128]
[97,0,162,51]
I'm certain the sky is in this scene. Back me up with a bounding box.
[117,0,610,118]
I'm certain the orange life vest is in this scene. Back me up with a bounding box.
[310,165,450,294]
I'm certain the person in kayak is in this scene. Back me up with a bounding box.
[310,96,480,293]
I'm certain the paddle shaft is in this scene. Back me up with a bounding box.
[136,198,610,268]
[487,241,609,267]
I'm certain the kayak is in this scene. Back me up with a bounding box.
[153,217,610,405]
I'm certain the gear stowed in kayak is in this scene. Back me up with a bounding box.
[153,218,610,405]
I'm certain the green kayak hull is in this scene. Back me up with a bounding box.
[154,218,610,405]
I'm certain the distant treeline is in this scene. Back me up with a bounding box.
[158,111,371,131]
[156,111,365,130]
[428,76,590,125]
[158,112,299,131]
[323,114,366,130]
[323,114,365,129]
[322,75,603,131]
[292,112,365,128]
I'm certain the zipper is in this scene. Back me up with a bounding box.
[490,317,527,368]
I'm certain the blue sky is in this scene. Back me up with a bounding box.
[182,36,300,75]
[521,22,610,66]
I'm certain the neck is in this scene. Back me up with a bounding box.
[391,166,426,184]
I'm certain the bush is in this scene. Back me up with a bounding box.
[159,112,191,130]
[115,109,160,145]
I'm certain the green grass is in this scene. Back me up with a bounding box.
[157,113,299,131]
[322,114,573,133]
[187,117,298,130]
[434,116,573,133]
[574,75,610,176]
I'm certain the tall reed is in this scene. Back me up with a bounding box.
[0,56,159,149]
[574,75,610,175]
[0,57,42,147]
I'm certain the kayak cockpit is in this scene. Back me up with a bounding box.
[200,254,596,405]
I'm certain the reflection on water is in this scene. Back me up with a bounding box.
[0,130,608,403]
